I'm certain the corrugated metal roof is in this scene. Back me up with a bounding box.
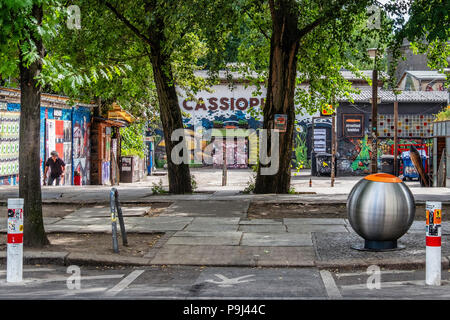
[338,89,448,103]
[406,70,446,80]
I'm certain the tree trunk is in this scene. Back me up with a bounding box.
[148,24,192,194]
[254,0,299,194]
[19,4,49,247]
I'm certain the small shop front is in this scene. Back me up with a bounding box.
[336,90,448,176]
[0,88,93,186]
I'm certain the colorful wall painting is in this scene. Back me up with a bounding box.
[0,110,20,185]
[72,106,91,185]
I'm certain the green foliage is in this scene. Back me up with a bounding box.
[191,174,198,191]
[120,121,147,158]
[151,179,167,195]
[242,163,258,194]
[387,0,450,86]
[435,107,450,122]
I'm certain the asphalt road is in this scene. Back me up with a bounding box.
[1,265,450,300]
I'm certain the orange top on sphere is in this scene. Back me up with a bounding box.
[364,173,402,183]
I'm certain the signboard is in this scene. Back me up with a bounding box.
[274,114,287,132]
[321,104,334,116]
[313,128,327,153]
[343,114,364,137]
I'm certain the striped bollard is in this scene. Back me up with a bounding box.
[426,201,442,286]
[7,198,24,283]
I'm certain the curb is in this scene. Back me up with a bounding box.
[1,251,449,270]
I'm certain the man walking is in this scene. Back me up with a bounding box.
[44,151,66,186]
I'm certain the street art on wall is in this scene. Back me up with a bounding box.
[153,84,326,169]
[0,111,20,185]
[337,130,431,175]
[73,106,91,185]
[45,119,73,185]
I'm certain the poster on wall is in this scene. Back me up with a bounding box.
[343,114,364,138]
[0,111,20,185]
[72,107,91,185]
[46,119,72,185]
[313,128,327,153]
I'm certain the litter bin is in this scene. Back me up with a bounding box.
[315,153,334,176]
[381,155,399,175]
[401,151,426,181]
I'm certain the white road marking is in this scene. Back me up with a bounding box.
[105,270,145,296]
[335,270,416,278]
[320,270,342,299]
[0,274,124,286]
[205,274,255,287]
[0,268,56,275]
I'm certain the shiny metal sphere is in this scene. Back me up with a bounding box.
[347,174,415,242]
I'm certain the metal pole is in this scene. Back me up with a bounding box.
[331,115,336,187]
[371,68,378,174]
[426,201,442,286]
[110,189,119,253]
[114,188,128,246]
[7,198,24,283]
[222,136,227,186]
[394,98,399,176]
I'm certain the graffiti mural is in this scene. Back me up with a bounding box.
[0,110,20,185]
[72,106,91,185]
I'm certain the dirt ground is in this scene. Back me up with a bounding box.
[247,203,448,221]
[0,233,163,257]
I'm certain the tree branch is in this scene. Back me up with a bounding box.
[296,0,355,42]
[102,1,154,48]
[243,7,270,40]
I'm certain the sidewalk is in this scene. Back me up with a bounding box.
[1,198,450,270]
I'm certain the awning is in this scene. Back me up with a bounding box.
[107,102,135,124]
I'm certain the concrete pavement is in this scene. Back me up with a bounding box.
[0,169,449,269]
[1,198,450,270]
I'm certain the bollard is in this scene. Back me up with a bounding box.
[7,198,24,283]
[110,189,119,253]
[113,188,128,247]
[426,201,442,286]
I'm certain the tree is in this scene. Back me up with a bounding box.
[0,0,53,247]
[249,0,374,193]
[391,0,449,84]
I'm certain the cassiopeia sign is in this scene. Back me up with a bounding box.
[181,97,265,112]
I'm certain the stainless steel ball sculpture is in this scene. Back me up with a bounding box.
[347,173,415,251]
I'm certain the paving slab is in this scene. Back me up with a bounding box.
[238,225,287,233]
[128,224,187,232]
[239,219,283,225]
[283,218,346,225]
[44,225,84,233]
[150,245,316,267]
[43,217,63,225]
[184,224,239,232]
[286,224,348,233]
[190,217,240,225]
[53,217,111,225]
[66,206,150,218]
[161,200,249,217]
[141,217,194,224]
[166,236,241,246]
[173,231,242,238]
[241,233,312,246]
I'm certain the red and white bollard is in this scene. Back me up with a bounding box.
[7,198,24,283]
[426,201,442,286]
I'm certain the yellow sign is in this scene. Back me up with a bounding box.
[321,105,334,116]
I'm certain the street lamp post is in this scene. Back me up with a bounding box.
[369,48,378,174]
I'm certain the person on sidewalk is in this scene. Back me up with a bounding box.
[44,151,66,186]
